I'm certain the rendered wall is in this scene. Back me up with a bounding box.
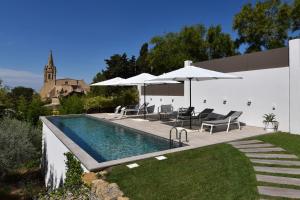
[139,65,291,132]
[289,39,300,134]
[42,123,88,189]
[187,67,290,131]
[140,95,185,112]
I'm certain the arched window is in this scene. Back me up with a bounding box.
[48,73,52,80]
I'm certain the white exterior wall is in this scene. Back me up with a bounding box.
[140,95,185,112]
[187,67,290,131]
[290,39,300,134]
[42,123,88,189]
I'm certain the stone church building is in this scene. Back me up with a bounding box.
[39,51,90,101]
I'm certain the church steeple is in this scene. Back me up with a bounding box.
[44,50,56,83]
[48,50,54,67]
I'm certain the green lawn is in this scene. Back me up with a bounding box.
[107,132,300,199]
[255,132,300,157]
[107,144,258,200]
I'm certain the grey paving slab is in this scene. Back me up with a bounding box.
[245,153,298,159]
[256,174,300,186]
[239,147,285,153]
[254,166,300,175]
[233,143,274,149]
[251,159,300,166]
[228,140,263,145]
[258,186,300,198]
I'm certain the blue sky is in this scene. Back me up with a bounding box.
[0,0,252,90]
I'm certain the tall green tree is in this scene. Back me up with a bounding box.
[233,0,291,53]
[136,43,151,73]
[149,25,208,74]
[10,86,34,103]
[91,53,137,97]
[103,53,136,79]
[291,0,300,35]
[148,24,236,74]
[206,25,237,59]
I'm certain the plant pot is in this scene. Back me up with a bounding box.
[263,121,278,132]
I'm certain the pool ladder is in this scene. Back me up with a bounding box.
[169,127,188,147]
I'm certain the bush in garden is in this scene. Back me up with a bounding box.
[83,96,115,111]
[27,95,50,126]
[64,152,83,191]
[115,87,139,106]
[0,118,41,174]
[59,95,85,114]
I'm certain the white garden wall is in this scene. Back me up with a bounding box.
[187,67,289,131]
[289,39,300,134]
[42,123,88,189]
[140,95,185,112]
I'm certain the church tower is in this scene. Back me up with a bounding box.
[44,50,56,83]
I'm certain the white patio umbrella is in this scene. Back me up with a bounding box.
[90,77,124,86]
[152,65,242,128]
[117,73,179,119]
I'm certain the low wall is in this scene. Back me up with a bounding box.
[42,122,88,189]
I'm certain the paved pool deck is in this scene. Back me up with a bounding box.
[88,113,268,149]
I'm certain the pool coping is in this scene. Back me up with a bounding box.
[40,115,193,171]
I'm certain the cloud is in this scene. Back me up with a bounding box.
[0,68,43,91]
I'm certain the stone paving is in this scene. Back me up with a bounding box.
[229,139,300,199]
[89,113,267,148]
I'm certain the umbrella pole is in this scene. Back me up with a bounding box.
[144,83,146,119]
[189,78,192,129]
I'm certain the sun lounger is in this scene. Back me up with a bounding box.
[146,105,155,114]
[158,104,174,120]
[200,111,242,134]
[174,107,195,127]
[192,108,214,124]
[114,105,121,114]
[124,103,149,115]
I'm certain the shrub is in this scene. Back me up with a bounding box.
[59,95,84,115]
[64,152,83,191]
[84,96,115,111]
[0,118,41,174]
[27,95,50,126]
[114,87,139,106]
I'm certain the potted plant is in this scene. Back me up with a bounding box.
[263,113,278,132]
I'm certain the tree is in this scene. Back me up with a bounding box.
[136,43,151,73]
[149,24,208,74]
[233,0,291,53]
[103,53,136,79]
[291,0,300,35]
[10,86,34,103]
[17,95,28,120]
[206,25,237,59]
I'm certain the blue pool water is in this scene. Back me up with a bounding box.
[48,115,178,162]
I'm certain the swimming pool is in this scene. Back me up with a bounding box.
[47,115,179,163]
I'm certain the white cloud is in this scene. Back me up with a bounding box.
[0,68,43,91]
